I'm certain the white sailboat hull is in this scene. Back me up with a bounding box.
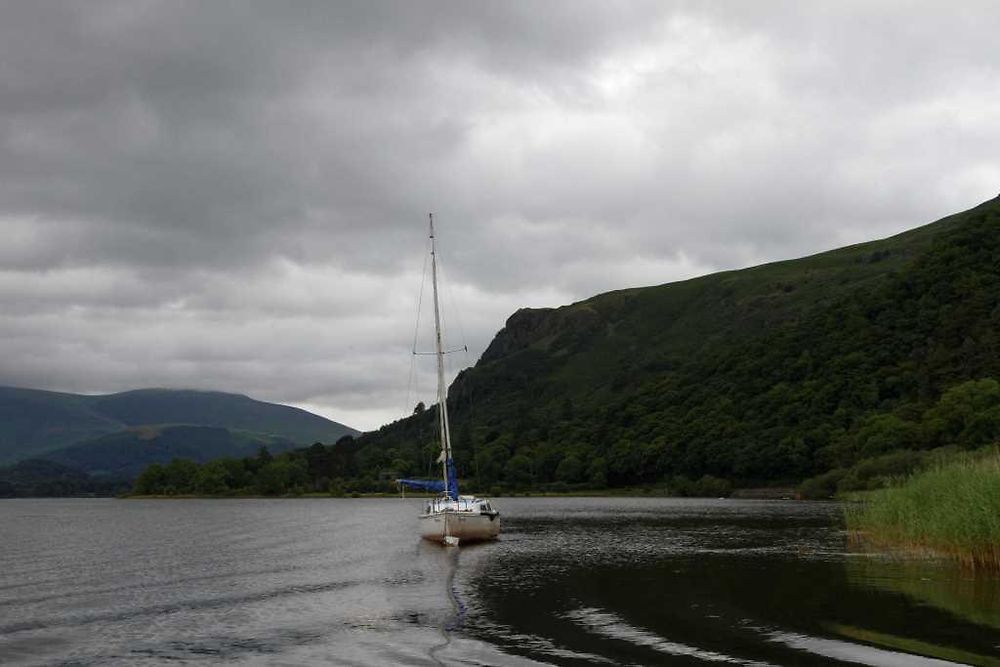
[419,510,501,544]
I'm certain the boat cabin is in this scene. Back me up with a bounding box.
[424,495,498,516]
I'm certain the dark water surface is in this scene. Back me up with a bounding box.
[0,498,997,666]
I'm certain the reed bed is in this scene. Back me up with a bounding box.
[846,448,1000,571]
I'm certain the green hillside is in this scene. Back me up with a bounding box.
[0,387,125,463]
[45,425,301,480]
[91,389,355,445]
[350,196,1000,490]
[0,387,358,465]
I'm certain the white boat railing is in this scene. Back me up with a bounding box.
[424,496,495,515]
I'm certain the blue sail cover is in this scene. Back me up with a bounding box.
[397,458,459,500]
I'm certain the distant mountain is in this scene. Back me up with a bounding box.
[0,387,124,463]
[90,389,356,446]
[45,425,301,480]
[356,196,1000,489]
[0,387,358,466]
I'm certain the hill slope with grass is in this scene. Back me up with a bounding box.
[0,387,125,463]
[0,387,358,470]
[44,425,303,480]
[348,196,1000,491]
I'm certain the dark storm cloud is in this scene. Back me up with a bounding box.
[0,1,662,271]
[1,1,998,429]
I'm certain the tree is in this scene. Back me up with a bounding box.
[257,445,274,465]
[163,459,198,494]
[475,443,507,485]
[504,454,534,488]
[924,378,1000,448]
[854,414,919,458]
[607,439,642,485]
[134,463,166,495]
[194,460,229,495]
[305,442,329,480]
[587,457,608,487]
[555,455,584,484]
[253,456,309,495]
[220,458,251,491]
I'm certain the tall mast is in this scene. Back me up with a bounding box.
[429,214,453,496]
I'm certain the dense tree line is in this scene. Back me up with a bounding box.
[132,435,374,496]
[131,373,998,497]
[0,460,124,497]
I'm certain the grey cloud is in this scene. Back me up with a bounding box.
[1,1,998,429]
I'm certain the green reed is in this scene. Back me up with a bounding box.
[846,448,1000,570]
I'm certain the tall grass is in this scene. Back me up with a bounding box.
[846,448,1000,570]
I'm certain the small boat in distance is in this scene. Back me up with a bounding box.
[397,215,501,546]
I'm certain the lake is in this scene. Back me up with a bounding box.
[0,497,997,666]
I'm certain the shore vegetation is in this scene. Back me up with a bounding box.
[846,448,999,570]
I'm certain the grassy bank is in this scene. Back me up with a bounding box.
[846,448,1000,570]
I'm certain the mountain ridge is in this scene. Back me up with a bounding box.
[0,386,359,467]
[44,424,302,479]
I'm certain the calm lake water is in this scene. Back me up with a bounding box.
[0,497,997,666]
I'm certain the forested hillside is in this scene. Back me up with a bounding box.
[45,425,301,480]
[342,197,999,492]
[0,459,123,497]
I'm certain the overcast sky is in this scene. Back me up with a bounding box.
[2,1,998,431]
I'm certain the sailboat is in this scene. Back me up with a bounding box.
[397,215,501,546]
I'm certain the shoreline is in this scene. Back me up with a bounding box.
[845,450,999,572]
[847,529,1000,571]
[120,488,800,500]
